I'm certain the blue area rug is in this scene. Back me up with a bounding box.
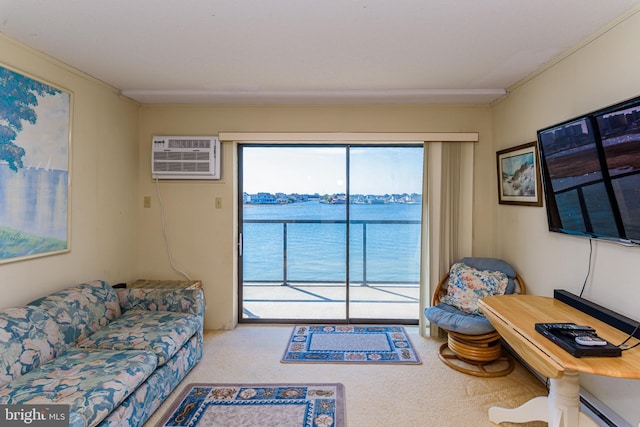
[156,383,345,427]
[282,325,422,364]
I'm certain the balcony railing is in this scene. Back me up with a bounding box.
[242,219,421,287]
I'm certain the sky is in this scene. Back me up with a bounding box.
[501,151,534,176]
[242,146,424,195]
[14,91,70,171]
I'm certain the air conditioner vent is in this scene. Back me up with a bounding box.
[167,138,212,149]
[151,136,220,180]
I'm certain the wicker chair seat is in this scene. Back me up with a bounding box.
[425,257,525,377]
[425,302,495,335]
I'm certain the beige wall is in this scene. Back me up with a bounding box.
[137,104,494,330]
[492,10,640,425]
[0,35,140,308]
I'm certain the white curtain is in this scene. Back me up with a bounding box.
[419,142,474,337]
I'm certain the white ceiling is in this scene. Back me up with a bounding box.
[1,0,639,104]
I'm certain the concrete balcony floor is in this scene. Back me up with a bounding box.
[241,282,420,322]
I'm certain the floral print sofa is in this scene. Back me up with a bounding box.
[0,280,204,427]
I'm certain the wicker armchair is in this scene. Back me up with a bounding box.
[425,258,525,377]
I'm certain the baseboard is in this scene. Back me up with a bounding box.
[580,388,632,427]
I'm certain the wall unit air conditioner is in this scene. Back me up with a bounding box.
[151,136,220,180]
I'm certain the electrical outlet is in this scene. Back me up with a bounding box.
[215,197,222,209]
[143,196,151,208]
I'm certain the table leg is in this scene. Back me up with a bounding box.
[548,371,580,427]
[489,395,549,424]
[488,370,599,427]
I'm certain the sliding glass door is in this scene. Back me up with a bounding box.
[347,147,423,321]
[239,144,423,324]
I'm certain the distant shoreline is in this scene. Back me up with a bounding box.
[243,193,422,206]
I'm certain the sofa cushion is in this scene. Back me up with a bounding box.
[76,310,200,366]
[29,280,121,347]
[0,348,157,427]
[424,303,495,335]
[100,334,203,427]
[99,363,172,427]
[0,306,66,387]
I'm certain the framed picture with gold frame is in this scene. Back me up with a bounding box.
[496,141,543,207]
[0,64,72,264]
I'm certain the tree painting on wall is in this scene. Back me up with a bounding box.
[0,64,71,263]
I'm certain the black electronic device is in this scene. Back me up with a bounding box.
[535,323,622,358]
[554,290,640,339]
[536,95,640,246]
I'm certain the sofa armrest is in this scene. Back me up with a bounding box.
[116,288,205,319]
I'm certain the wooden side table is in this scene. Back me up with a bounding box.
[478,295,640,427]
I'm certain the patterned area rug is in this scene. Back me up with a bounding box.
[282,325,422,364]
[155,383,345,427]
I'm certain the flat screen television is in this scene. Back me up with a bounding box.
[537,95,640,245]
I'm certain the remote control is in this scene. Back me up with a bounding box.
[575,335,608,346]
[543,323,595,332]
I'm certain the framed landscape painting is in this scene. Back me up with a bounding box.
[496,141,543,207]
[0,64,72,263]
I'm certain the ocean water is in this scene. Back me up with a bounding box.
[242,201,422,283]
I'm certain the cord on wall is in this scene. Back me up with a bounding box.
[154,177,193,281]
[579,239,594,297]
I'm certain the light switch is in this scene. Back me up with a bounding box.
[143,196,151,208]
[215,197,222,209]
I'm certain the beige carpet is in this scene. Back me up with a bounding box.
[144,325,548,427]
